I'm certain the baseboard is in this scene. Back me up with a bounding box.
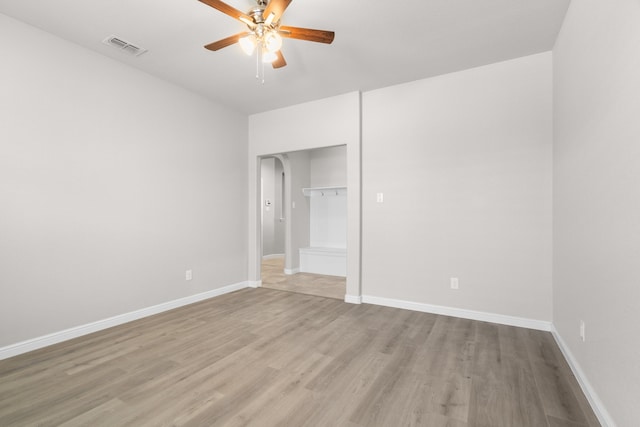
[344,294,362,304]
[361,295,552,331]
[262,253,284,260]
[284,268,299,275]
[0,281,251,361]
[247,280,262,288]
[551,326,615,427]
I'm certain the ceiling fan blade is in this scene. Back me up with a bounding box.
[204,32,249,51]
[279,26,335,44]
[263,0,292,24]
[272,50,287,68]
[198,0,253,24]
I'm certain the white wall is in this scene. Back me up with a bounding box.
[273,158,285,255]
[309,146,347,249]
[260,157,284,257]
[362,53,553,321]
[260,158,275,256]
[309,145,347,188]
[0,14,248,348]
[285,151,311,269]
[248,93,361,297]
[553,1,640,425]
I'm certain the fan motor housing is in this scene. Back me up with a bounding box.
[249,6,266,24]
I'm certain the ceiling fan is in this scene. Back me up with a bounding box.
[198,0,335,71]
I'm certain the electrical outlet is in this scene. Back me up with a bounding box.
[579,320,586,342]
[186,269,193,281]
[376,193,384,203]
[450,277,459,290]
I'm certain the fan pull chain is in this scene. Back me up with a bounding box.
[255,43,260,80]
[261,54,266,84]
[255,42,266,84]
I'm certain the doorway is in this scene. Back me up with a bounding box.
[259,147,347,300]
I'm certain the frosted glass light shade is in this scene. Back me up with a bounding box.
[264,31,282,53]
[239,35,256,55]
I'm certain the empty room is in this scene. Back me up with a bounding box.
[0,0,638,426]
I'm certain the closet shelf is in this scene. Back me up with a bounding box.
[302,186,347,197]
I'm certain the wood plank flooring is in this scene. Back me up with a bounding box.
[261,256,346,300]
[0,288,600,426]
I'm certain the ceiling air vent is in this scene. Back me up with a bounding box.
[102,35,147,57]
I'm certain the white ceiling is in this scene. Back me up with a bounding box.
[0,0,570,114]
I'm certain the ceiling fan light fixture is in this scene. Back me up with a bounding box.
[199,0,335,80]
[264,31,282,53]
[239,35,256,55]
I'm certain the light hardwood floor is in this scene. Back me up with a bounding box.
[0,288,599,426]
[261,256,346,300]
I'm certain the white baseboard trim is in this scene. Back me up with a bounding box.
[247,280,262,288]
[284,268,299,275]
[344,294,362,304]
[361,295,552,331]
[262,253,284,260]
[0,281,251,361]
[551,326,615,427]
